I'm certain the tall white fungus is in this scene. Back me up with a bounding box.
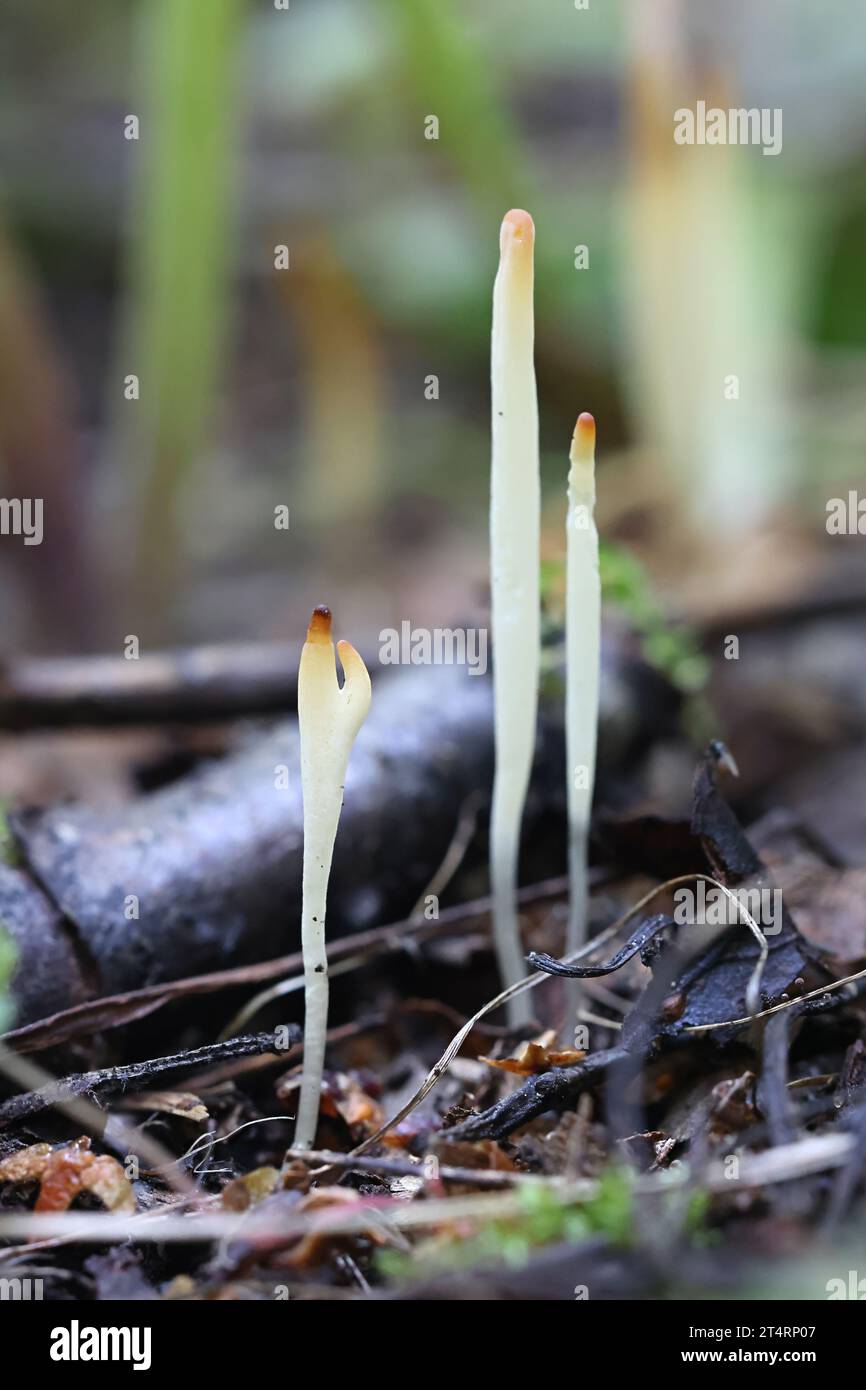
[566,413,600,959]
[489,208,541,1026]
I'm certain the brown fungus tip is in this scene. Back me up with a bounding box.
[307,605,333,643]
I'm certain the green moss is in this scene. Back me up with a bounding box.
[542,542,711,697]
[598,543,710,694]
[0,805,23,867]
[0,924,16,1034]
[379,1163,715,1285]
[379,1165,636,1283]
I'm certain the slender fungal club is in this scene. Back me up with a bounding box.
[293,605,372,1151]
[566,412,600,959]
[489,208,541,1025]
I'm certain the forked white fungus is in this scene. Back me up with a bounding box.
[293,605,372,1151]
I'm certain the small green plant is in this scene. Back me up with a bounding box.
[124,0,246,613]
[542,542,710,697]
[379,1164,713,1284]
[0,805,22,867]
[379,1166,636,1282]
[599,542,710,694]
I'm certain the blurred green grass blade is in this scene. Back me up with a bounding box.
[379,0,530,216]
[125,0,246,611]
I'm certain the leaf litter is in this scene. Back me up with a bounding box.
[0,743,865,1299]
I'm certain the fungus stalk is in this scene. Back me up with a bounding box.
[489,209,540,1026]
[294,605,372,1151]
[566,414,600,963]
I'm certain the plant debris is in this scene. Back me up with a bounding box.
[0,1137,135,1214]
[0,728,864,1300]
[0,1033,288,1126]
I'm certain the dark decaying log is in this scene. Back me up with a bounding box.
[0,644,300,729]
[0,864,93,1020]
[2,654,678,1027]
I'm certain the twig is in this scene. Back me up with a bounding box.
[218,953,368,1041]
[0,1191,550,1247]
[409,790,484,919]
[0,1041,194,1197]
[578,1009,623,1031]
[0,1131,854,1248]
[221,814,534,1039]
[0,1033,286,1126]
[756,1012,796,1147]
[283,1147,533,1189]
[822,1102,866,1232]
[446,1048,625,1143]
[530,873,769,1016]
[685,964,866,1034]
[347,870,772,1157]
[3,875,571,1054]
[719,1131,855,1188]
[346,909,629,1160]
[171,1116,295,1178]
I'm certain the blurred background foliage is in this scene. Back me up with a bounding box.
[0,0,864,652]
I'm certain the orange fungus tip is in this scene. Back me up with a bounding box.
[307,605,333,642]
[574,413,596,445]
[500,208,535,251]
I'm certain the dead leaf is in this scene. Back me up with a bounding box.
[280,1187,388,1269]
[764,852,866,964]
[432,1139,517,1173]
[121,1090,209,1123]
[1,1137,135,1214]
[36,1138,136,1215]
[319,1072,384,1136]
[480,1035,586,1077]
[222,1166,280,1211]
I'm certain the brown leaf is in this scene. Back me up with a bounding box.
[767,854,866,964]
[282,1188,387,1269]
[35,1138,136,1215]
[1,1138,136,1214]
[319,1072,384,1137]
[121,1090,209,1123]
[480,1036,586,1077]
[433,1139,517,1173]
[221,1166,280,1212]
